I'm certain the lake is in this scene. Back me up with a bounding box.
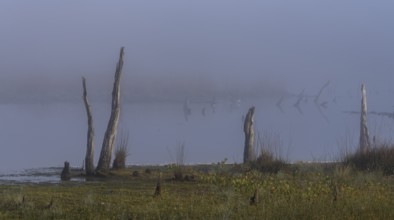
[1,92,394,173]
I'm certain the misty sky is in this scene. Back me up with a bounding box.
[1,0,393,94]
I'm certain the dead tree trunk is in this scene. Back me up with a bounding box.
[82,77,95,176]
[96,47,124,174]
[243,106,255,163]
[359,83,370,153]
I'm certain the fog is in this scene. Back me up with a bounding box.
[1,1,394,171]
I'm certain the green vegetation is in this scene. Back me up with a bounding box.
[1,164,394,219]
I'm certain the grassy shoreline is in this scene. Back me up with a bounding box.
[1,164,394,219]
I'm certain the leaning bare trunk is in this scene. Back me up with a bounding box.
[243,106,255,163]
[359,83,370,153]
[96,47,124,174]
[82,77,95,176]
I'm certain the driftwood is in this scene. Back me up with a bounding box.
[359,83,370,153]
[344,111,394,120]
[96,47,124,174]
[243,106,255,163]
[183,98,192,121]
[314,81,330,104]
[314,101,329,123]
[201,107,206,116]
[276,96,285,113]
[208,97,216,113]
[82,77,95,176]
[60,161,71,181]
[293,90,304,115]
[369,111,394,119]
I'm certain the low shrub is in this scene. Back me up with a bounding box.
[251,150,288,173]
[132,171,140,177]
[251,130,289,173]
[343,144,394,175]
[173,165,185,181]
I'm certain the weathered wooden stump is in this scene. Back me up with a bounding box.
[154,173,162,197]
[250,189,259,205]
[154,181,161,197]
[61,161,71,181]
[243,106,255,163]
[359,83,370,153]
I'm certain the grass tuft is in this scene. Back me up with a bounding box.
[252,150,288,173]
[112,131,129,170]
[250,130,289,173]
[343,143,394,175]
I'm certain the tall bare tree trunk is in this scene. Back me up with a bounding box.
[359,83,370,153]
[82,77,95,176]
[96,47,124,174]
[244,106,255,163]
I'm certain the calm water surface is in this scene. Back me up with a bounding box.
[1,94,393,174]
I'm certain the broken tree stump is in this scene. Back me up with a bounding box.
[359,83,370,153]
[243,106,255,163]
[154,172,162,197]
[61,161,71,181]
[250,189,259,205]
